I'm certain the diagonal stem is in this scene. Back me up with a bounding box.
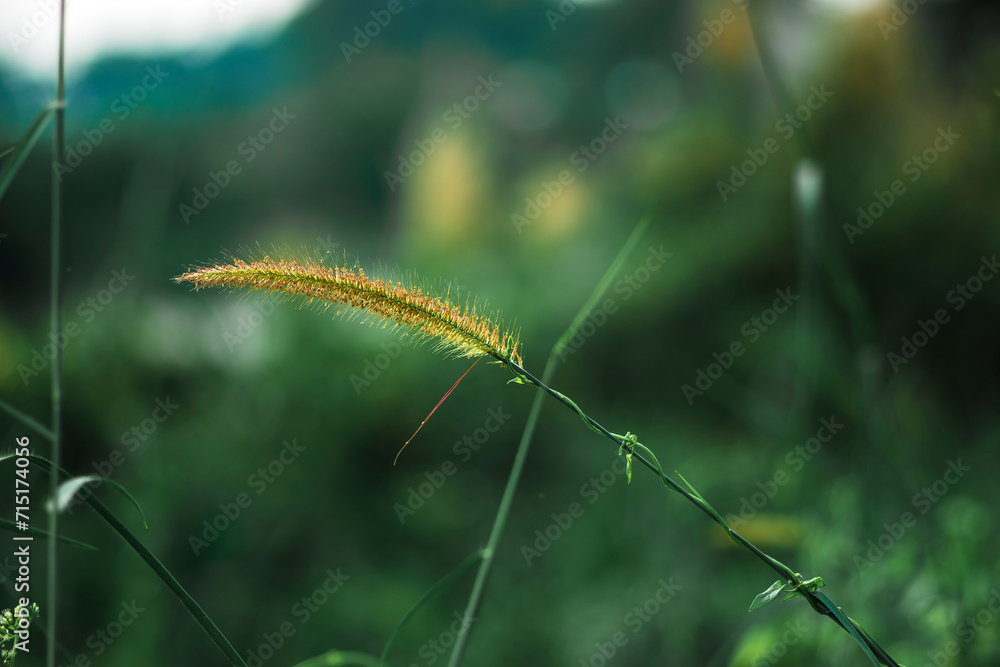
[505,359,797,581]
[444,352,559,667]
[504,359,899,667]
[0,397,54,441]
[445,347,567,667]
[447,218,649,667]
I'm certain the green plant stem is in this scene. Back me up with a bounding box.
[447,218,649,667]
[745,0,812,161]
[504,359,899,667]
[445,353,559,667]
[47,3,66,666]
[381,550,484,666]
[0,398,54,441]
[506,360,796,581]
[736,9,896,665]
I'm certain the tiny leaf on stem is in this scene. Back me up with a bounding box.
[749,580,786,612]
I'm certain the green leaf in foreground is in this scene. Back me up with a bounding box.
[808,591,883,666]
[0,453,247,667]
[48,475,149,530]
[749,579,786,612]
[750,575,826,612]
[381,550,485,667]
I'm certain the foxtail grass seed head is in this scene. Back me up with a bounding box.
[175,253,522,364]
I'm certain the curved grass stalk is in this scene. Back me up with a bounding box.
[0,519,96,551]
[0,398,54,442]
[0,101,61,202]
[380,550,485,666]
[501,359,896,666]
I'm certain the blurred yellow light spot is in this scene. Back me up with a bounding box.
[710,514,803,549]
[409,136,485,243]
[536,180,585,240]
[713,20,754,67]
[688,2,755,68]
[516,171,586,241]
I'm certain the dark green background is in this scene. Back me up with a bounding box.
[1,1,999,665]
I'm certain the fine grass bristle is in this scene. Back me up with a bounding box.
[175,252,522,365]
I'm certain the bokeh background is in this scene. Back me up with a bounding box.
[2,0,999,665]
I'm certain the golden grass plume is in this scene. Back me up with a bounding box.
[175,250,522,364]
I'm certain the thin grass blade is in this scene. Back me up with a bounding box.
[381,550,485,667]
[0,518,97,550]
[554,216,649,357]
[0,397,55,441]
[0,101,61,202]
[809,591,881,666]
[48,475,149,529]
[0,453,247,667]
[447,216,650,667]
